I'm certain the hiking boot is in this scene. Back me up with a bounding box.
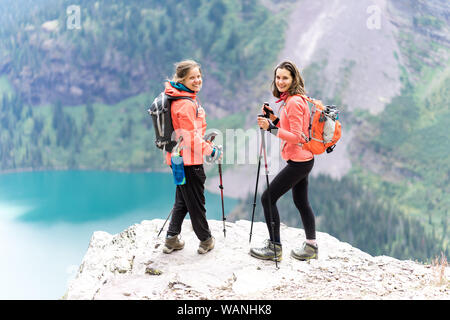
[291,242,318,261]
[249,239,282,262]
[163,234,185,254]
[198,236,215,254]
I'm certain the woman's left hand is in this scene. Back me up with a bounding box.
[257,116,269,130]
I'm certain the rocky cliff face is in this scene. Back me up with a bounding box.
[278,0,401,115]
[64,219,449,300]
[3,29,156,107]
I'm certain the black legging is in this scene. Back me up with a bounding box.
[261,158,316,244]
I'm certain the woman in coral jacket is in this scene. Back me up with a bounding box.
[250,60,318,262]
[162,60,221,255]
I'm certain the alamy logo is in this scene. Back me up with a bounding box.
[67,5,81,30]
[173,127,281,175]
[366,5,381,30]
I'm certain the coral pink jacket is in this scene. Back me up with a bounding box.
[275,95,314,162]
[164,82,213,166]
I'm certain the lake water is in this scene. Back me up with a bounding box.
[0,170,238,300]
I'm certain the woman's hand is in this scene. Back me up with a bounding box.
[257,116,270,130]
[313,99,323,107]
[209,145,223,163]
[261,104,277,121]
[215,145,223,162]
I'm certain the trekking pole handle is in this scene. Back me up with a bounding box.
[263,102,273,118]
[204,130,220,143]
[173,136,184,154]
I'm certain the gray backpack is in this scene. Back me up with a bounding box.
[147,92,194,152]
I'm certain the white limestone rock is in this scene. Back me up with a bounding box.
[64,219,449,300]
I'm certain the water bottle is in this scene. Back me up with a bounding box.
[171,152,186,185]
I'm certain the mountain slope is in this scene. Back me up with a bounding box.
[0,0,286,172]
[0,0,285,110]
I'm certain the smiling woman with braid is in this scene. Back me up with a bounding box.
[162,60,222,255]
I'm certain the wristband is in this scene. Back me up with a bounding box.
[267,122,279,136]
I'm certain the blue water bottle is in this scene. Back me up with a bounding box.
[171,151,186,185]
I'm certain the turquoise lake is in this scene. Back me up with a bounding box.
[0,170,238,299]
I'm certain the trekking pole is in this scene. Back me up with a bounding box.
[250,103,271,242]
[157,209,173,237]
[218,160,226,238]
[260,126,279,269]
[249,138,263,243]
[203,130,226,237]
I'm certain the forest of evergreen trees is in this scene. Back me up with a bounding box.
[0,0,285,106]
[239,174,448,263]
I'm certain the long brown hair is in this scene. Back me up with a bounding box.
[271,60,306,98]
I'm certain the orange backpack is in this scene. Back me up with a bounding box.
[300,95,342,155]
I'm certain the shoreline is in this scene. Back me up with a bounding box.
[0,166,171,175]
[0,166,242,198]
[0,166,241,201]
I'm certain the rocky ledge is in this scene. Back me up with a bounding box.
[64,219,449,300]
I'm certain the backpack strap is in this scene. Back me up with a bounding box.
[281,97,310,147]
[302,95,326,143]
[301,95,328,144]
[168,95,198,117]
[165,95,198,154]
